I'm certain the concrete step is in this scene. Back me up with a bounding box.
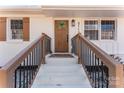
[45,54,78,65]
[32,83,91,88]
[46,58,78,64]
[36,72,85,77]
[33,76,86,84]
[40,65,82,73]
[32,73,90,86]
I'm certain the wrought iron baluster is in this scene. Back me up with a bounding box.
[101,62,104,88]
[14,68,17,88]
[29,52,32,85]
[23,60,26,88]
[97,58,100,88]
[26,56,29,88]
[94,55,97,88]
[19,64,22,88]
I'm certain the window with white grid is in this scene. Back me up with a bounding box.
[11,19,23,39]
[84,20,99,40]
[101,20,115,40]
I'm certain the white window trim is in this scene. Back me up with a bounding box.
[83,17,117,41]
[83,18,99,40]
[7,17,23,42]
[100,18,117,41]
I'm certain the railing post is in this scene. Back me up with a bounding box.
[77,34,82,64]
[41,33,51,64]
[0,70,8,88]
[109,64,124,88]
[42,35,46,64]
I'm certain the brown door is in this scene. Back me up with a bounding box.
[55,20,69,52]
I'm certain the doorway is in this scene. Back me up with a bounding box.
[54,20,69,52]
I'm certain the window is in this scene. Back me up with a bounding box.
[7,17,29,41]
[101,20,115,40]
[84,20,99,40]
[11,19,23,39]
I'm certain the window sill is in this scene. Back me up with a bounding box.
[7,39,23,43]
[100,39,116,41]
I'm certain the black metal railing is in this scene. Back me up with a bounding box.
[80,40,109,88]
[71,33,123,88]
[0,34,51,88]
[14,42,41,88]
[0,33,51,88]
[14,33,51,88]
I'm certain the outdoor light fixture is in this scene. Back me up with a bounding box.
[71,19,75,27]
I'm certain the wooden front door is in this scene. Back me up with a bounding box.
[55,20,69,52]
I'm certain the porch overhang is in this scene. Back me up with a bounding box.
[41,5,124,17]
[0,5,124,17]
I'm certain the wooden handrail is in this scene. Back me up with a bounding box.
[71,33,124,88]
[73,33,120,66]
[42,33,51,39]
[0,33,51,88]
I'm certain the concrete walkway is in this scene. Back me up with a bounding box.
[31,54,91,88]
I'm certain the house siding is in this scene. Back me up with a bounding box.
[0,13,124,54]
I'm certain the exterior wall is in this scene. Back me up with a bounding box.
[91,18,124,55]
[1,14,83,53]
[1,13,124,54]
[117,18,124,54]
[52,17,124,54]
[0,14,55,52]
[31,17,83,53]
[30,16,54,52]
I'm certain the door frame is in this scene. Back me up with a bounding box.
[54,19,69,53]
